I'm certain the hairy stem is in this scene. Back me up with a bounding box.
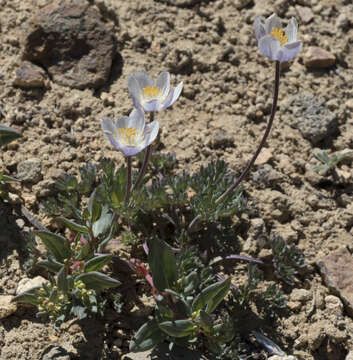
[125,156,132,205]
[132,112,155,192]
[215,60,281,205]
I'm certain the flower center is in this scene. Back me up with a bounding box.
[271,27,288,46]
[115,127,141,146]
[142,85,161,99]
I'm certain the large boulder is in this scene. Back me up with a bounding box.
[22,0,116,89]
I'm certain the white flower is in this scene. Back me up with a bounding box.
[100,108,159,157]
[254,13,302,62]
[127,71,183,111]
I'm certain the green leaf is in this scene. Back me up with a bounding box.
[35,231,71,262]
[97,220,116,252]
[199,310,213,331]
[71,305,87,320]
[129,319,165,352]
[92,206,114,238]
[75,271,121,291]
[192,278,230,314]
[57,217,89,234]
[147,238,177,292]
[12,287,40,306]
[57,267,68,294]
[0,173,20,183]
[37,258,63,273]
[0,125,21,147]
[88,188,101,224]
[83,254,113,272]
[159,320,195,338]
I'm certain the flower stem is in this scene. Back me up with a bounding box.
[132,112,155,192]
[125,156,132,205]
[215,60,281,205]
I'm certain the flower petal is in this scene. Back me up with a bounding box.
[140,120,159,149]
[258,35,281,61]
[100,118,123,151]
[127,76,143,109]
[156,72,170,98]
[285,17,298,43]
[100,117,117,136]
[134,71,153,90]
[142,100,163,112]
[281,40,302,62]
[264,13,282,34]
[254,16,266,41]
[161,82,183,110]
[115,116,131,130]
[120,146,143,157]
[128,108,145,131]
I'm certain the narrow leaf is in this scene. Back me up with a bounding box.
[92,206,113,238]
[75,271,121,291]
[35,231,71,262]
[37,259,63,273]
[159,320,195,338]
[57,267,68,294]
[88,188,101,224]
[83,254,113,272]
[147,238,177,292]
[129,319,165,352]
[192,278,231,314]
[12,287,40,306]
[0,125,21,147]
[57,217,89,234]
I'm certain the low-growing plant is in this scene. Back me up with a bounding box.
[271,234,306,286]
[14,190,120,328]
[11,13,306,359]
[312,150,345,176]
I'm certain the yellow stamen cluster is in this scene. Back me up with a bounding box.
[115,127,139,144]
[142,85,161,98]
[271,27,288,46]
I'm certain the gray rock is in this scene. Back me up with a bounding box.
[282,93,338,145]
[252,164,283,188]
[16,276,49,295]
[317,247,353,317]
[13,61,47,88]
[123,350,152,360]
[17,158,42,184]
[336,9,352,31]
[304,47,336,69]
[211,129,234,149]
[295,5,314,24]
[0,295,17,319]
[23,0,116,89]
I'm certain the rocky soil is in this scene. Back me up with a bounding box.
[1,0,353,359]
